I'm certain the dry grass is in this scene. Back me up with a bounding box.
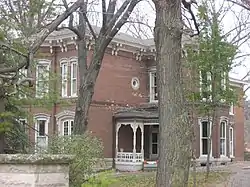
[110,171,230,187]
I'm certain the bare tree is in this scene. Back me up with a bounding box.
[57,0,141,134]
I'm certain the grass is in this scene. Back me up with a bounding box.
[109,171,230,187]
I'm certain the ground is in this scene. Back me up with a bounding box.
[87,161,250,186]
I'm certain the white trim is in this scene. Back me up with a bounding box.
[219,119,227,157]
[131,77,140,90]
[55,110,75,135]
[229,126,234,158]
[70,58,78,97]
[60,58,69,97]
[149,70,158,103]
[199,118,213,158]
[34,114,50,152]
[35,59,51,98]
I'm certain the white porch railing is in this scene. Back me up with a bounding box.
[116,152,143,162]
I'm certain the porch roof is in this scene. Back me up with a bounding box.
[114,104,158,119]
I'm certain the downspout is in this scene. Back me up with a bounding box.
[52,47,57,135]
[112,115,116,169]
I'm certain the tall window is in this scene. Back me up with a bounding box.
[60,60,68,97]
[35,116,49,152]
[36,61,50,98]
[19,118,27,133]
[200,71,212,101]
[149,71,158,102]
[221,72,227,91]
[151,132,158,155]
[229,103,234,115]
[18,69,28,98]
[70,60,77,97]
[200,120,212,156]
[229,127,234,157]
[220,121,227,156]
[62,119,74,136]
[60,58,78,97]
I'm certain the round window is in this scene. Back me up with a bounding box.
[131,77,140,90]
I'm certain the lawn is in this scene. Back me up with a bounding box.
[109,171,230,187]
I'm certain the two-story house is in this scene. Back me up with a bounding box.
[22,29,247,171]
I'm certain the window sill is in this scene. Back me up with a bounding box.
[149,100,158,103]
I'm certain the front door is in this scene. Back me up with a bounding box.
[150,125,159,160]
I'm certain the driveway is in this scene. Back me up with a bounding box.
[217,162,250,187]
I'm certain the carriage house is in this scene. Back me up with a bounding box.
[23,29,247,171]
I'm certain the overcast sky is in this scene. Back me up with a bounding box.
[66,0,250,96]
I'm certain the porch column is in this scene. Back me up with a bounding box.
[131,123,138,161]
[139,124,144,156]
[116,123,122,155]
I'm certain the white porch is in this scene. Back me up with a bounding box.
[115,122,144,171]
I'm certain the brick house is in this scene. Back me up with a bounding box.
[21,29,247,171]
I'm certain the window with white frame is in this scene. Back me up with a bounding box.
[229,126,234,157]
[221,72,227,91]
[149,71,158,102]
[200,71,212,101]
[62,119,74,136]
[200,120,212,156]
[70,60,77,97]
[19,118,27,133]
[18,68,28,98]
[36,61,50,98]
[220,120,227,157]
[229,103,234,115]
[35,116,49,152]
[60,60,68,97]
[59,58,78,97]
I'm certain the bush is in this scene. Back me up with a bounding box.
[48,132,103,187]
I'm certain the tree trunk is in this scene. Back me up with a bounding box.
[154,0,191,186]
[73,41,106,134]
[0,87,6,153]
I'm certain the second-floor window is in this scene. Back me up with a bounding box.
[61,60,68,97]
[36,61,50,98]
[60,58,78,97]
[149,71,158,102]
[200,71,212,101]
[18,68,28,99]
[70,59,77,97]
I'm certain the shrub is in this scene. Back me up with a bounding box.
[48,132,103,187]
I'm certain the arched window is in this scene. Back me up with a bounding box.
[34,113,50,152]
[55,110,75,136]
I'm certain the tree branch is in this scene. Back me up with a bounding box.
[82,13,97,40]
[102,0,107,26]
[227,0,250,11]
[0,42,28,58]
[106,0,117,22]
[61,0,84,39]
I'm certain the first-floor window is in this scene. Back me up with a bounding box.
[62,119,74,136]
[229,127,234,157]
[151,132,158,155]
[200,120,212,156]
[19,118,27,133]
[220,121,227,156]
[35,118,48,152]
